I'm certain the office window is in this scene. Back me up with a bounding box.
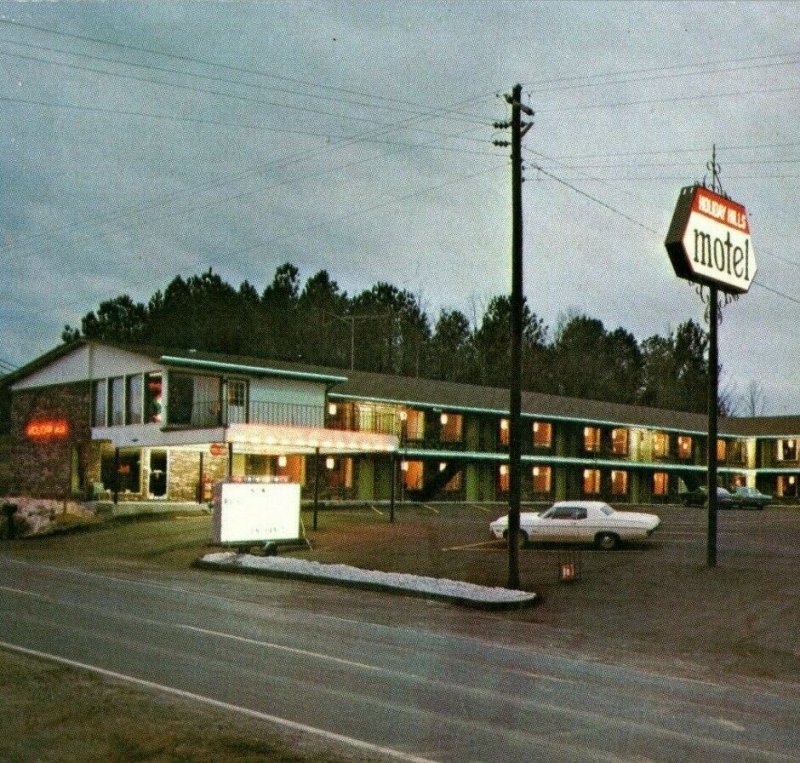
[108,376,124,426]
[653,472,669,496]
[584,426,601,453]
[126,374,143,425]
[611,428,629,455]
[583,468,601,495]
[533,421,553,448]
[92,379,107,427]
[611,470,628,495]
[677,436,693,459]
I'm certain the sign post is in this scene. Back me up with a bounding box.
[664,156,755,567]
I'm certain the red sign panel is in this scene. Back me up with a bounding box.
[25,419,69,440]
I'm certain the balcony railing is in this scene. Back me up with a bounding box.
[166,397,399,435]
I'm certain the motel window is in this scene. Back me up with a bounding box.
[167,373,194,425]
[326,457,353,489]
[653,432,669,458]
[498,464,509,493]
[401,460,424,491]
[583,468,601,495]
[584,426,601,453]
[92,379,107,427]
[677,436,693,459]
[611,470,628,496]
[126,374,143,425]
[532,465,552,494]
[108,376,124,426]
[403,409,425,441]
[439,412,463,443]
[653,472,669,497]
[611,428,629,456]
[499,418,509,446]
[776,475,798,498]
[440,463,462,492]
[533,421,553,448]
[717,439,727,462]
[778,439,798,462]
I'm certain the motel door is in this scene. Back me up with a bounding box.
[149,450,167,498]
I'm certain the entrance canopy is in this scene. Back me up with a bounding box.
[94,421,398,456]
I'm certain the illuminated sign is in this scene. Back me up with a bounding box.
[25,419,69,440]
[665,185,756,294]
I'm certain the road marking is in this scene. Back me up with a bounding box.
[0,585,51,602]
[178,624,383,671]
[370,505,385,516]
[422,504,440,514]
[441,540,501,552]
[0,639,437,763]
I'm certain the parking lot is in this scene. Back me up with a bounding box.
[294,501,800,682]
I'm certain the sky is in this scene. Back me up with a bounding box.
[1,1,799,414]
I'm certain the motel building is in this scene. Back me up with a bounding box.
[5,340,800,505]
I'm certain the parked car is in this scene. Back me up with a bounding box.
[489,500,661,551]
[732,486,772,510]
[679,486,736,508]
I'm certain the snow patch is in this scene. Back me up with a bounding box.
[200,552,536,605]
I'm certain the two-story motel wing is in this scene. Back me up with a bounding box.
[6,340,800,504]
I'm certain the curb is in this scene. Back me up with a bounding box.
[192,556,538,611]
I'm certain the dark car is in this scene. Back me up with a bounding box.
[732,486,772,510]
[679,486,736,508]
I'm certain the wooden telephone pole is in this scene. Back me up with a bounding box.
[496,84,534,589]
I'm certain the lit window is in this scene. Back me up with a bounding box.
[532,465,551,494]
[404,409,425,441]
[498,464,509,492]
[583,468,601,495]
[611,428,629,455]
[440,413,463,443]
[678,436,692,459]
[533,421,553,448]
[611,470,628,495]
[402,461,423,490]
[653,432,669,458]
[652,472,668,496]
[584,427,601,453]
[499,418,509,445]
[717,440,727,461]
[778,439,797,461]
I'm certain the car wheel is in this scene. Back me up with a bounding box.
[595,532,620,551]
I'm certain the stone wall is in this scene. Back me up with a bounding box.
[9,382,94,498]
[168,449,228,502]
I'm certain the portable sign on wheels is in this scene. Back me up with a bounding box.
[664,164,756,567]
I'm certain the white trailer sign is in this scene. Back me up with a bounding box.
[213,481,301,545]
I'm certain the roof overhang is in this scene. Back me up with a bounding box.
[160,355,348,385]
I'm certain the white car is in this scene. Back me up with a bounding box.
[490,500,661,550]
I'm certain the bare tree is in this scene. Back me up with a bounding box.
[742,379,767,416]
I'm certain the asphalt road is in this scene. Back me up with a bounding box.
[1,554,799,762]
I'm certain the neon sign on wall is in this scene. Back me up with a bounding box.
[25,419,69,440]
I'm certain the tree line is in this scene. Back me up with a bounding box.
[61,264,721,414]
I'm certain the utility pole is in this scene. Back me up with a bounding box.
[706,146,721,568]
[495,84,534,589]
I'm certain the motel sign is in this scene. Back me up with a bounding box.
[665,185,756,294]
